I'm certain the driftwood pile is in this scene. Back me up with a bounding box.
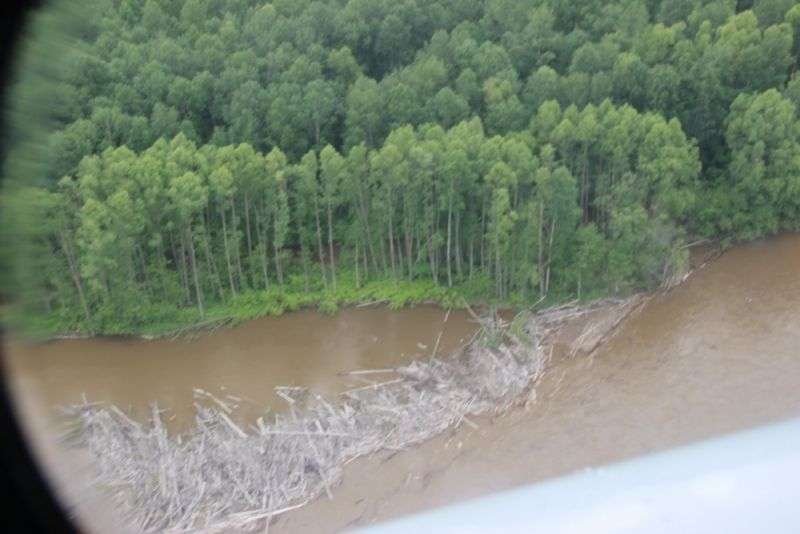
[62,304,621,533]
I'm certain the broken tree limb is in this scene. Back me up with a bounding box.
[62,295,638,533]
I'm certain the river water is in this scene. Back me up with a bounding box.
[277,233,800,532]
[3,234,800,533]
[4,305,477,431]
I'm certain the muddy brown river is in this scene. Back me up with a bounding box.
[4,306,477,431]
[3,234,800,533]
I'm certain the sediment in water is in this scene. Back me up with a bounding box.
[63,298,637,533]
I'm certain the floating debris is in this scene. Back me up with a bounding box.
[62,299,634,533]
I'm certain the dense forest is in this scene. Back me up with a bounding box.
[3,0,800,334]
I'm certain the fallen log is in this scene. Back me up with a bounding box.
[63,295,637,533]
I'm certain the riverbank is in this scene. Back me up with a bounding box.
[275,233,800,533]
[8,270,616,341]
[5,305,486,432]
[15,234,790,534]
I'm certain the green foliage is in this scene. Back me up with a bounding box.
[4,0,800,335]
[714,89,800,238]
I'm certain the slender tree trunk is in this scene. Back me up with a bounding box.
[494,221,502,298]
[244,195,253,288]
[155,237,166,295]
[469,238,474,280]
[357,185,379,273]
[396,237,404,279]
[244,192,253,256]
[538,200,545,297]
[388,216,397,278]
[362,236,369,279]
[301,244,310,291]
[405,225,413,279]
[379,230,388,275]
[256,204,271,290]
[101,271,111,301]
[545,217,556,295]
[174,231,190,304]
[428,225,438,284]
[219,204,237,297]
[132,244,149,296]
[327,204,336,291]
[59,230,92,326]
[455,211,463,280]
[200,225,223,300]
[230,199,245,288]
[126,251,136,296]
[273,200,285,287]
[273,238,284,286]
[261,241,271,290]
[581,145,589,224]
[415,232,422,266]
[185,226,204,318]
[354,241,361,288]
[446,192,453,288]
[480,196,487,271]
[313,202,327,288]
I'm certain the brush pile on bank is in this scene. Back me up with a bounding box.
[62,301,633,532]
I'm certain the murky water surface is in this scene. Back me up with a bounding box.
[4,305,476,430]
[279,234,800,532]
[4,234,800,533]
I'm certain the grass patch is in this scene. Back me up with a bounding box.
[6,269,605,340]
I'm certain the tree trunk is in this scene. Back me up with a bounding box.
[357,183,379,273]
[581,145,589,224]
[378,229,388,275]
[446,192,453,288]
[455,211,463,280]
[479,196,487,271]
[133,244,150,297]
[354,241,361,289]
[185,226,204,318]
[415,232,423,267]
[174,231,191,304]
[244,192,253,255]
[538,200,545,297]
[261,241,270,290]
[362,237,369,281]
[388,217,397,278]
[301,242,310,291]
[327,204,336,291]
[230,199,245,288]
[405,224,413,279]
[428,226,438,284]
[257,201,271,290]
[273,238,284,286]
[496,245,502,298]
[219,203,237,296]
[396,236,404,279]
[545,216,556,296]
[155,237,166,295]
[314,202,327,289]
[59,230,92,327]
[200,225,224,300]
[468,238,474,280]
